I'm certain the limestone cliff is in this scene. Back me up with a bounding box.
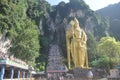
[39,0,109,65]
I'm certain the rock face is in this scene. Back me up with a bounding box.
[39,0,109,66]
[0,34,11,53]
[41,1,98,41]
[0,34,11,60]
[96,2,120,40]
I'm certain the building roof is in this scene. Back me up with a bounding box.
[0,59,28,70]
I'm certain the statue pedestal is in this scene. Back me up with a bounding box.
[70,68,107,79]
[73,68,90,79]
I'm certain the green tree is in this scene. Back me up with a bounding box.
[98,36,120,68]
[10,19,40,65]
[0,0,14,34]
[86,32,98,65]
[91,56,110,72]
[0,0,40,66]
[27,0,47,25]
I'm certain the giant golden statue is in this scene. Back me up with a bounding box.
[66,18,88,69]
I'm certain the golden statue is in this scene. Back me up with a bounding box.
[66,18,88,69]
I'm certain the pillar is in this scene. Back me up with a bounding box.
[10,67,14,80]
[0,65,5,80]
[18,69,20,80]
[30,71,32,80]
[26,71,29,79]
[22,70,25,80]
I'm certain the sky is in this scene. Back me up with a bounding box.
[46,0,120,11]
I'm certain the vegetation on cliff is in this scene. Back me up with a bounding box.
[0,0,120,72]
[97,2,120,40]
[0,0,40,66]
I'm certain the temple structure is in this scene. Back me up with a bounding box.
[0,36,33,80]
[0,51,34,80]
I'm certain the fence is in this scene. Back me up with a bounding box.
[46,78,107,80]
[3,77,117,80]
[4,78,35,80]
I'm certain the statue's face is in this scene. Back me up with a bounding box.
[69,18,81,29]
[70,20,74,26]
[74,18,79,24]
